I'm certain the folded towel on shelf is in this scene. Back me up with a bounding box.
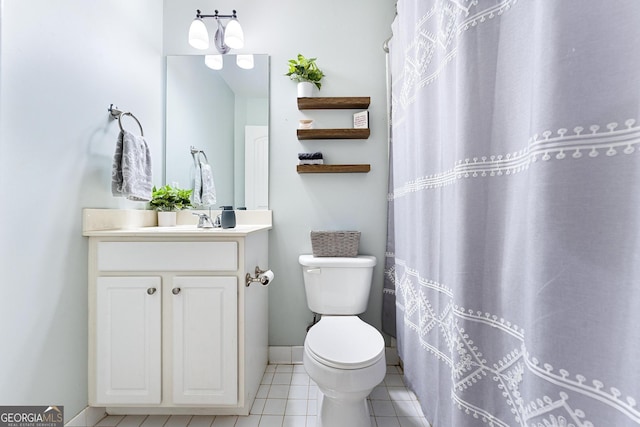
[191,151,216,207]
[112,130,152,201]
[298,152,324,160]
[298,152,324,165]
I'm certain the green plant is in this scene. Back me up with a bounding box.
[285,53,325,90]
[149,185,193,212]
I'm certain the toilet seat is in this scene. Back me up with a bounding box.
[305,316,385,370]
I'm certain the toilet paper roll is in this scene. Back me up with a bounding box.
[259,270,274,286]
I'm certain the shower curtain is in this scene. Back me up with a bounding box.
[383,1,640,426]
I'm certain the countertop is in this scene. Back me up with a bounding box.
[82,208,272,237]
[83,224,271,237]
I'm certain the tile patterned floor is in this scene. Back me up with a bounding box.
[94,364,429,427]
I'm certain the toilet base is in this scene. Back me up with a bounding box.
[302,316,386,427]
[316,390,371,427]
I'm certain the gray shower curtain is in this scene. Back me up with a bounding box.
[383,1,640,426]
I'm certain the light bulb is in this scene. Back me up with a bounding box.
[224,18,244,49]
[188,18,209,50]
[236,54,254,70]
[205,54,223,70]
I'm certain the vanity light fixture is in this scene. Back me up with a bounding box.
[236,54,254,70]
[188,17,209,50]
[188,9,244,53]
[205,54,223,70]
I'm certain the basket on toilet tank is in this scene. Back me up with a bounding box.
[310,230,360,257]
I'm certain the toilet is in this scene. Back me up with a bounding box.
[299,254,386,427]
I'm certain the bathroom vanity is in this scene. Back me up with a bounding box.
[83,209,271,415]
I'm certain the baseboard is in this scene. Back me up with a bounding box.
[268,346,400,365]
[65,406,106,426]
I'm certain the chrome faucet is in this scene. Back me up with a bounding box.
[192,212,216,228]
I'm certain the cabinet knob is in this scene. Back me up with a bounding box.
[172,287,181,295]
[147,287,157,295]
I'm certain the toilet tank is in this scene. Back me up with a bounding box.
[299,255,377,315]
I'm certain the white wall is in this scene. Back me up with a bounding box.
[0,0,163,421]
[164,0,395,345]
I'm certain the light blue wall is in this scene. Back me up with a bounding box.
[164,0,395,345]
[0,1,163,421]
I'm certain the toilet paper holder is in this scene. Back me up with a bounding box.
[245,266,273,287]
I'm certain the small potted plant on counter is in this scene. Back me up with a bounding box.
[150,185,193,227]
[286,53,325,97]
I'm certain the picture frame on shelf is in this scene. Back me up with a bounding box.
[353,110,369,129]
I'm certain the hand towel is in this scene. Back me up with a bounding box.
[112,130,152,201]
[191,153,216,207]
[192,160,203,205]
[199,162,217,206]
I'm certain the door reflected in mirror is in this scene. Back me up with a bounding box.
[165,54,269,209]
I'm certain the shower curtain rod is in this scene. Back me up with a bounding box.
[383,2,396,52]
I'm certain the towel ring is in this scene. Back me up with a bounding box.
[197,150,209,164]
[190,146,209,164]
[118,112,144,137]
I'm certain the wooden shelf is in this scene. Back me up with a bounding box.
[297,164,371,174]
[298,97,371,110]
[296,97,371,173]
[297,128,370,140]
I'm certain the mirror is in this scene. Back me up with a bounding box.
[165,54,269,209]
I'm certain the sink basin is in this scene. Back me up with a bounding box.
[148,225,249,232]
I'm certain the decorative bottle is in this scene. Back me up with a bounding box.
[220,206,236,229]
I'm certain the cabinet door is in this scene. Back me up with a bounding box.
[171,276,238,405]
[96,276,162,405]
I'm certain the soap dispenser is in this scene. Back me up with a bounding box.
[220,206,236,229]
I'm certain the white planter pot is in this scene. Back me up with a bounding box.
[157,211,177,227]
[297,81,315,98]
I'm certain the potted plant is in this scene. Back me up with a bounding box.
[149,185,193,227]
[286,53,325,97]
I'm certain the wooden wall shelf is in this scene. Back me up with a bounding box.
[297,128,370,140]
[298,97,371,110]
[297,164,371,174]
[296,97,371,173]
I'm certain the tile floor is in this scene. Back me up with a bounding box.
[94,364,429,427]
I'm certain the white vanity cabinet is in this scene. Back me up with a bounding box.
[95,275,237,406]
[85,226,269,416]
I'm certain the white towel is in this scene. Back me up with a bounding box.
[193,161,203,205]
[112,130,152,201]
[192,156,216,207]
[199,163,217,206]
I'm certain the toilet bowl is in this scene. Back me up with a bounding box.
[303,316,385,427]
[299,254,385,427]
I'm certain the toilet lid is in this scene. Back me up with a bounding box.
[305,316,385,370]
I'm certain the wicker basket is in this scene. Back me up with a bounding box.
[310,231,360,257]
